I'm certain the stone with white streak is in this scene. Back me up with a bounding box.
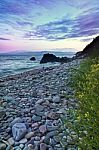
[12,123,27,141]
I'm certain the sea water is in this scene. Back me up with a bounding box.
[0,51,75,77]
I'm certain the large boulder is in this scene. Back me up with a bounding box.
[12,123,27,141]
[74,36,99,59]
[40,53,71,64]
[40,53,59,64]
[30,56,36,61]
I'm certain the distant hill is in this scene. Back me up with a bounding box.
[75,36,99,58]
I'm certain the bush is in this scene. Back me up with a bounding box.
[62,58,99,149]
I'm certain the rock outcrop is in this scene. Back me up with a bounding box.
[40,53,71,64]
[74,36,99,58]
[30,57,36,61]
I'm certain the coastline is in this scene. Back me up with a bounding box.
[0,59,80,81]
[0,59,81,150]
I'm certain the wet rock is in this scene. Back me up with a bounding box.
[52,95,60,103]
[31,123,39,128]
[35,99,44,104]
[40,53,70,64]
[46,125,58,132]
[19,144,24,149]
[28,144,34,150]
[8,137,15,146]
[12,123,27,141]
[30,57,36,61]
[40,143,47,150]
[35,111,44,117]
[39,125,47,134]
[0,143,6,150]
[19,138,27,144]
[25,132,34,139]
[35,104,44,112]
[32,115,41,122]
[11,117,23,127]
[44,131,58,144]
[27,138,34,145]
[0,107,6,120]
[47,112,60,120]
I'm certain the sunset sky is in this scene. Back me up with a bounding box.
[0,0,99,52]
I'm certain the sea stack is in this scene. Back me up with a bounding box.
[30,57,36,61]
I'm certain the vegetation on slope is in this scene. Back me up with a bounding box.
[62,57,99,149]
[75,36,99,58]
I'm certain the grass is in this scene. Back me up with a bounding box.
[61,57,99,149]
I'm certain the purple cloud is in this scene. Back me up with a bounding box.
[24,7,99,41]
[0,37,10,40]
[17,21,34,26]
[0,0,99,42]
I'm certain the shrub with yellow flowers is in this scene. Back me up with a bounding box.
[61,57,99,149]
[72,58,99,150]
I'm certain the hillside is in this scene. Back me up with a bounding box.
[75,36,99,58]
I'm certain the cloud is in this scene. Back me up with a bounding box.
[0,1,26,15]
[0,37,10,40]
[24,19,73,40]
[81,38,93,42]
[24,6,99,41]
[0,0,99,42]
[16,21,34,27]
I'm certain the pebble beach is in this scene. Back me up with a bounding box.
[0,59,81,150]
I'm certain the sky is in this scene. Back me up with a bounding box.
[0,0,99,52]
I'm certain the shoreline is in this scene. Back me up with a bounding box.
[0,59,81,150]
[0,64,59,82]
[0,59,81,81]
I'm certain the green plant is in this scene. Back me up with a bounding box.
[62,57,99,149]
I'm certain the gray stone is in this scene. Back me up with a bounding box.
[19,144,24,149]
[27,138,34,145]
[11,117,23,127]
[19,138,27,144]
[8,137,15,146]
[28,144,34,150]
[44,131,58,144]
[25,132,34,139]
[23,146,29,150]
[31,123,38,128]
[40,143,47,150]
[36,99,44,104]
[15,142,20,146]
[39,125,47,134]
[35,104,44,112]
[50,138,57,146]
[34,136,40,141]
[55,146,63,150]
[52,95,60,103]
[47,125,58,131]
[34,141,40,150]
[3,96,13,102]
[32,115,41,122]
[49,148,54,150]
[12,123,27,141]
[47,112,60,120]
[0,107,6,120]
[46,131,58,138]
[0,143,6,150]
[35,111,44,117]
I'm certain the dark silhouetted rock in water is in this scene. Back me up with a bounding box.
[30,57,36,61]
[40,53,71,64]
[74,36,99,59]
